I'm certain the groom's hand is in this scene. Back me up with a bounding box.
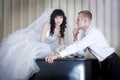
[73,26,79,41]
[45,53,60,63]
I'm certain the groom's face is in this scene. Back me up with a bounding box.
[76,14,85,29]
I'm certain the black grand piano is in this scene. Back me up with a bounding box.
[31,58,101,80]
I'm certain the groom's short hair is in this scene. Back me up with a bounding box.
[78,10,92,20]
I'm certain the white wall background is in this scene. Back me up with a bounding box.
[0,0,120,56]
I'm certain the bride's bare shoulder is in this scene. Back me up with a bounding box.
[44,22,50,26]
[43,22,50,30]
[44,22,50,28]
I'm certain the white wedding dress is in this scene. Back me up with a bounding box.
[0,9,60,80]
[0,29,59,80]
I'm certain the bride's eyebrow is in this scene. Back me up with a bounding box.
[55,16,63,18]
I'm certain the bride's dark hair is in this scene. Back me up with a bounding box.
[50,9,67,38]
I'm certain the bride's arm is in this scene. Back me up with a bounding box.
[58,37,66,50]
[59,37,64,46]
[39,22,50,43]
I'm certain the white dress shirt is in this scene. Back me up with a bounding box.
[59,26,115,61]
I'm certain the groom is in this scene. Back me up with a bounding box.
[45,10,120,80]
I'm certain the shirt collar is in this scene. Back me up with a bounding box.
[84,26,94,35]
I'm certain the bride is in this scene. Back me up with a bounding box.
[0,9,67,80]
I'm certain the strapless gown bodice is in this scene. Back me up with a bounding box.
[45,31,59,52]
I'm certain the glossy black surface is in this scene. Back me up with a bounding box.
[34,58,100,80]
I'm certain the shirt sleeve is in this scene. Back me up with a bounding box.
[59,32,97,57]
[72,40,86,55]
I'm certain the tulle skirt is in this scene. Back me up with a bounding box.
[0,30,54,80]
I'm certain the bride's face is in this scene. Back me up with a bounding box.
[54,16,63,26]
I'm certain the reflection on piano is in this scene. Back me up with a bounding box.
[32,58,100,80]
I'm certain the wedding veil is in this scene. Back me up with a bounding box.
[25,9,53,33]
[0,8,53,59]
[24,9,54,40]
